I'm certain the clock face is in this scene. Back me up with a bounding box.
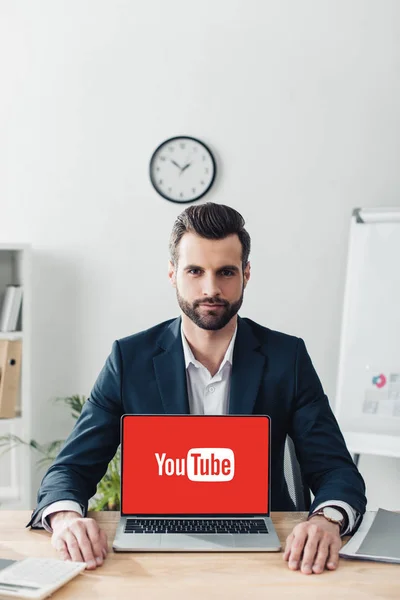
[149,136,216,203]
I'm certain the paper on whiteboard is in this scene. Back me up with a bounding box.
[363,371,400,418]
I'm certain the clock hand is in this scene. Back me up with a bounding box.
[171,159,182,169]
[181,162,192,173]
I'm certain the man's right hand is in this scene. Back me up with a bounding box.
[50,511,108,570]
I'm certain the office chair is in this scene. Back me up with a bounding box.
[283,436,311,511]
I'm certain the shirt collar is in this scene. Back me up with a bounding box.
[181,324,237,372]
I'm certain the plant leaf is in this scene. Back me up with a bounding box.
[54,395,86,420]
[2,394,121,511]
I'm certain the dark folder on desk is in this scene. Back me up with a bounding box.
[0,340,22,418]
[340,509,400,564]
[0,560,16,571]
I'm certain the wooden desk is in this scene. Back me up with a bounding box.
[0,511,398,599]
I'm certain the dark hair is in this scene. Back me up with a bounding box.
[169,203,251,269]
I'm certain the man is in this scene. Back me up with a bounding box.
[28,203,366,575]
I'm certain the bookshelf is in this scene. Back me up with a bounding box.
[0,244,31,509]
[0,332,23,340]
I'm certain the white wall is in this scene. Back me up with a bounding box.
[1,0,400,509]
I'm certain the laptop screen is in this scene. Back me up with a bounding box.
[121,415,270,516]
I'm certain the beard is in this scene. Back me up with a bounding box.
[176,287,244,331]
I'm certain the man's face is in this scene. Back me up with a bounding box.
[169,232,250,330]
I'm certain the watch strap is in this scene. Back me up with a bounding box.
[308,506,349,534]
[332,506,349,534]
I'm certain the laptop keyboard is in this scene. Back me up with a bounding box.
[124,518,268,534]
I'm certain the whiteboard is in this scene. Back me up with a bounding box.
[335,208,400,457]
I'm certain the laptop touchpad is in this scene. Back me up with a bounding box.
[160,534,235,550]
[233,534,271,549]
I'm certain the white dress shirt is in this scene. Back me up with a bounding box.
[34,325,357,535]
[182,324,237,415]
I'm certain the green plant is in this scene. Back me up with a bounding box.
[0,395,121,511]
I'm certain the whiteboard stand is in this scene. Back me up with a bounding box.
[343,433,400,467]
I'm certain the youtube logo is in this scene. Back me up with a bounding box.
[122,415,270,515]
[155,448,235,482]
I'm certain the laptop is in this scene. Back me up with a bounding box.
[113,414,281,552]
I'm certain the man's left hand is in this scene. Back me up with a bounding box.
[283,516,342,575]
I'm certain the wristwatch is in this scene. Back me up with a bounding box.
[308,506,348,534]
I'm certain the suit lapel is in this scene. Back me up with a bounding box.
[229,317,266,415]
[153,317,190,414]
[153,316,266,416]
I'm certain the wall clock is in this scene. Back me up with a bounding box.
[149,136,216,203]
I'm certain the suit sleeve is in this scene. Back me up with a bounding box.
[288,338,367,516]
[27,341,123,527]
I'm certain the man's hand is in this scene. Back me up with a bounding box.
[50,511,108,570]
[283,516,342,575]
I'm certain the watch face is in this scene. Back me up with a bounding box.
[324,507,344,522]
[149,136,216,203]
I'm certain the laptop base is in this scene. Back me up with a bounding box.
[113,516,281,552]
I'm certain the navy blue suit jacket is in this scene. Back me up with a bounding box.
[28,317,366,525]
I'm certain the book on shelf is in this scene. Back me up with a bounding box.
[0,339,22,418]
[0,285,23,332]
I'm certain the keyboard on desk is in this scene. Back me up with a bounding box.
[124,518,269,534]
